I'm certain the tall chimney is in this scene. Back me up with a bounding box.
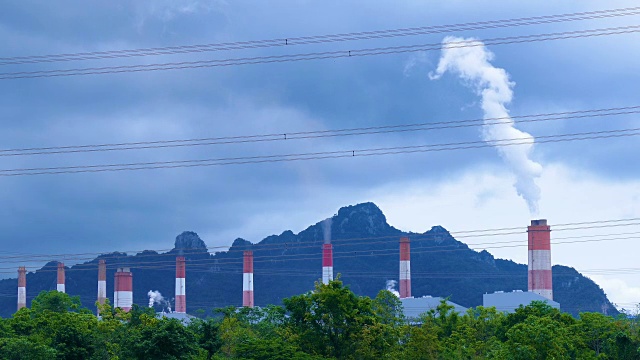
[17,266,26,311]
[322,244,334,285]
[399,237,411,298]
[114,267,133,312]
[528,219,553,300]
[175,256,186,313]
[57,262,65,293]
[97,260,106,314]
[243,251,254,308]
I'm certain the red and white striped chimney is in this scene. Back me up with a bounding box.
[175,256,186,313]
[114,267,133,312]
[322,244,333,285]
[17,266,26,311]
[528,219,553,300]
[97,260,106,314]
[243,251,254,308]
[399,237,411,298]
[57,262,65,293]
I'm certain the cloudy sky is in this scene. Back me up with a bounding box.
[1,1,639,308]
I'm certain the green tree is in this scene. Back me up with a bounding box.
[578,312,616,357]
[8,291,100,360]
[283,279,383,359]
[123,317,198,360]
[30,290,84,314]
[0,337,57,360]
[399,319,440,360]
[189,318,223,358]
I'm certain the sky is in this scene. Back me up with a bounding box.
[1,1,639,309]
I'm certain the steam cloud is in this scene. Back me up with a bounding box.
[148,290,173,312]
[386,280,400,298]
[147,290,164,308]
[430,36,543,215]
[322,218,332,244]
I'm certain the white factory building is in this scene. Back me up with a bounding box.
[483,290,560,313]
[400,296,468,320]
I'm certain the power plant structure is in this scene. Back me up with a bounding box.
[483,218,556,313]
[57,262,65,293]
[243,250,254,308]
[322,243,334,285]
[12,219,558,316]
[399,237,411,299]
[97,260,107,314]
[17,266,26,311]
[528,219,553,300]
[483,290,559,313]
[175,256,186,313]
[114,267,133,312]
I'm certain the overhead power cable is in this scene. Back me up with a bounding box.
[1,106,637,157]
[2,25,639,79]
[1,217,638,263]
[1,6,638,66]
[5,232,640,275]
[3,220,640,270]
[2,127,639,176]
[2,219,639,264]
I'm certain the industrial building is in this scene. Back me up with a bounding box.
[401,297,468,319]
[157,311,195,324]
[483,290,560,313]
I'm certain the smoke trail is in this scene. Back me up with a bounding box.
[386,280,400,298]
[147,290,164,308]
[430,36,543,215]
[322,218,332,244]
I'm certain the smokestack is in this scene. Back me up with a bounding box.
[322,244,334,285]
[57,262,65,293]
[243,251,254,308]
[114,267,133,312]
[17,266,26,311]
[528,219,553,300]
[97,260,106,314]
[399,237,411,298]
[321,218,333,285]
[175,256,186,313]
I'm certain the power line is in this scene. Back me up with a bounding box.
[5,220,640,272]
[1,106,637,157]
[2,25,639,79]
[2,127,639,176]
[5,228,640,276]
[1,217,638,265]
[1,7,638,66]
[1,266,638,284]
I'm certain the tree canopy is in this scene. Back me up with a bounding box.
[0,286,638,359]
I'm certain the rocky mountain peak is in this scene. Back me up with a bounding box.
[335,202,391,235]
[174,231,208,253]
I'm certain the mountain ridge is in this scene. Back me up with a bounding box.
[0,202,616,317]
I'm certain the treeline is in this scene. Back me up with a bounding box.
[0,280,639,359]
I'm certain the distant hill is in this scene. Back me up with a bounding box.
[0,202,617,317]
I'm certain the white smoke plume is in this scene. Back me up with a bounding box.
[430,36,543,215]
[147,290,164,308]
[322,218,332,244]
[386,280,400,298]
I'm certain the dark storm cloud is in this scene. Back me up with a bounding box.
[0,0,638,273]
